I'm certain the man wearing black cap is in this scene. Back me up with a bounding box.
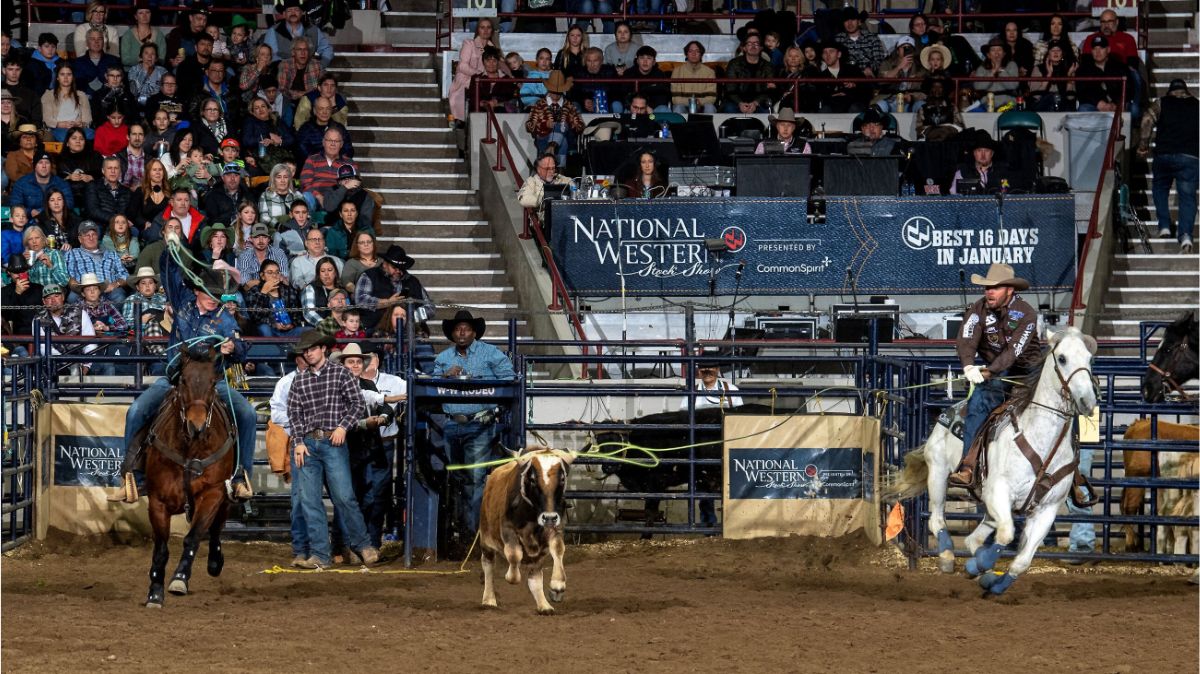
[814,41,868,114]
[835,6,884,77]
[324,163,374,231]
[1139,79,1198,252]
[353,244,434,330]
[433,310,516,549]
[166,6,209,61]
[1076,34,1133,116]
[950,134,1010,194]
[203,162,251,228]
[10,152,73,216]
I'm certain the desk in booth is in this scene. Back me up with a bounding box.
[547,195,1076,297]
[404,377,520,566]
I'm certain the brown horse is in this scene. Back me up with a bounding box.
[142,345,236,608]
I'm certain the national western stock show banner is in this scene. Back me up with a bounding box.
[548,195,1075,296]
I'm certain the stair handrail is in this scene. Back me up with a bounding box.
[483,106,595,378]
[1069,103,1125,327]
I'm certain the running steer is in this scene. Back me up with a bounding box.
[479,446,575,615]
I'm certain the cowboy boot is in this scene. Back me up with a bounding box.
[948,439,984,488]
[107,472,140,503]
[226,469,253,502]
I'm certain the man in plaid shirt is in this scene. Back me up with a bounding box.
[835,7,885,77]
[64,220,128,303]
[236,223,291,289]
[287,328,379,569]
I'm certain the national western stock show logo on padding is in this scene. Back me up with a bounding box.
[728,448,863,500]
[54,434,125,487]
[547,197,1075,296]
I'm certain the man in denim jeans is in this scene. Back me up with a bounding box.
[287,328,379,569]
[1139,79,1198,253]
[433,310,516,554]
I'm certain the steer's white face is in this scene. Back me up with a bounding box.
[521,450,574,529]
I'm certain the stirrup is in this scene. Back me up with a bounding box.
[947,467,974,488]
[225,470,253,502]
[108,473,139,503]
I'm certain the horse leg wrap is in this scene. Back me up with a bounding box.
[965,542,1003,577]
[986,573,1016,595]
[936,529,954,554]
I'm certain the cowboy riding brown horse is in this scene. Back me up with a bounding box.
[140,344,237,608]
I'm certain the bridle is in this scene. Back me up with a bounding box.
[178,387,217,437]
[1148,337,1196,401]
[1045,340,1097,417]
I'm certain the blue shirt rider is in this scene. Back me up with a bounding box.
[113,243,259,503]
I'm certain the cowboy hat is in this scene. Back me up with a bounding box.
[78,272,103,288]
[0,90,19,106]
[970,263,1029,291]
[841,6,868,22]
[230,13,256,30]
[330,342,368,362]
[200,222,233,247]
[442,309,486,341]
[6,253,30,275]
[971,133,999,153]
[126,266,159,288]
[768,108,799,126]
[192,268,239,296]
[294,329,334,353]
[919,43,951,71]
[980,37,1010,58]
[16,123,38,137]
[544,70,574,95]
[818,41,847,57]
[582,119,621,141]
[380,244,415,270]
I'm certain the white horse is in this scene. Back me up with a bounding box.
[886,328,1098,594]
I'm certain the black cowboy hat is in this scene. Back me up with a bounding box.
[818,41,847,57]
[381,244,415,270]
[971,133,999,153]
[841,6,869,22]
[6,253,30,275]
[192,268,239,296]
[294,329,334,353]
[442,309,486,341]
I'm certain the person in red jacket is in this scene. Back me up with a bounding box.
[92,105,129,156]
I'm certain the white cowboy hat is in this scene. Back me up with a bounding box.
[970,263,1030,291]
[78,272,104,288]
[126,266,159,288]
[330,342,368,362]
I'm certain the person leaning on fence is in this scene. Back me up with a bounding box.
[433,310,516,554]
[1138,79,1198,253]
[680,363,744,411]
[111,264,257,504]
[517,153,572,225]
[947,263,1040,488]
[287,329,380,570]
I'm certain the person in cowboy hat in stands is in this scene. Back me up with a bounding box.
[352,244,434,334]
[122,265,169,373]
[433,310,516,554]
[947,263,1040,488]
[113,265,258,503]
[756,108,810,154]
[950,134,1010,194]
[525,70,585,169]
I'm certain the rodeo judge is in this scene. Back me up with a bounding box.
[948,263,1040,488]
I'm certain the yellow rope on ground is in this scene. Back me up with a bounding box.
[258,532,480,576]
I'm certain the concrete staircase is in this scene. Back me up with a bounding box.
[327,47,523,331]
[1096,0,1199,341]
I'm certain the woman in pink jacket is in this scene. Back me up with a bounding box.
[449,18,506,123]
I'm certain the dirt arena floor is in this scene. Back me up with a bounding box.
[3,533,1197,673]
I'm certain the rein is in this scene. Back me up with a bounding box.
[1148,362,1193,401]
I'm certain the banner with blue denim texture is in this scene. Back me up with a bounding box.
[548,195,1075,296]
[727,447,864,500]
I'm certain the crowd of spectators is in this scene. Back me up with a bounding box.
[449,8,1142,122]
[0,1,440,370]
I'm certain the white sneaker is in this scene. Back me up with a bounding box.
[1158,227,1173,237]
[1181,236,1194,253]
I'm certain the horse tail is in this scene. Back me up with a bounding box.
[883,446,931,501]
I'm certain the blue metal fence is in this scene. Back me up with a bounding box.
[2,356,40,551]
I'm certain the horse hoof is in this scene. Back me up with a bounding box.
[938,552,956,574]
[965,558,981,578]
[549,588,565,603]
[207,557,224,578]
[145,601,163,609]
[536,605,556,616]
[168,579,188,596]
[987,573,1016,595]
[978,571,1001,590]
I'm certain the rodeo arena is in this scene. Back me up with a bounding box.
[1,0,1199,670]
